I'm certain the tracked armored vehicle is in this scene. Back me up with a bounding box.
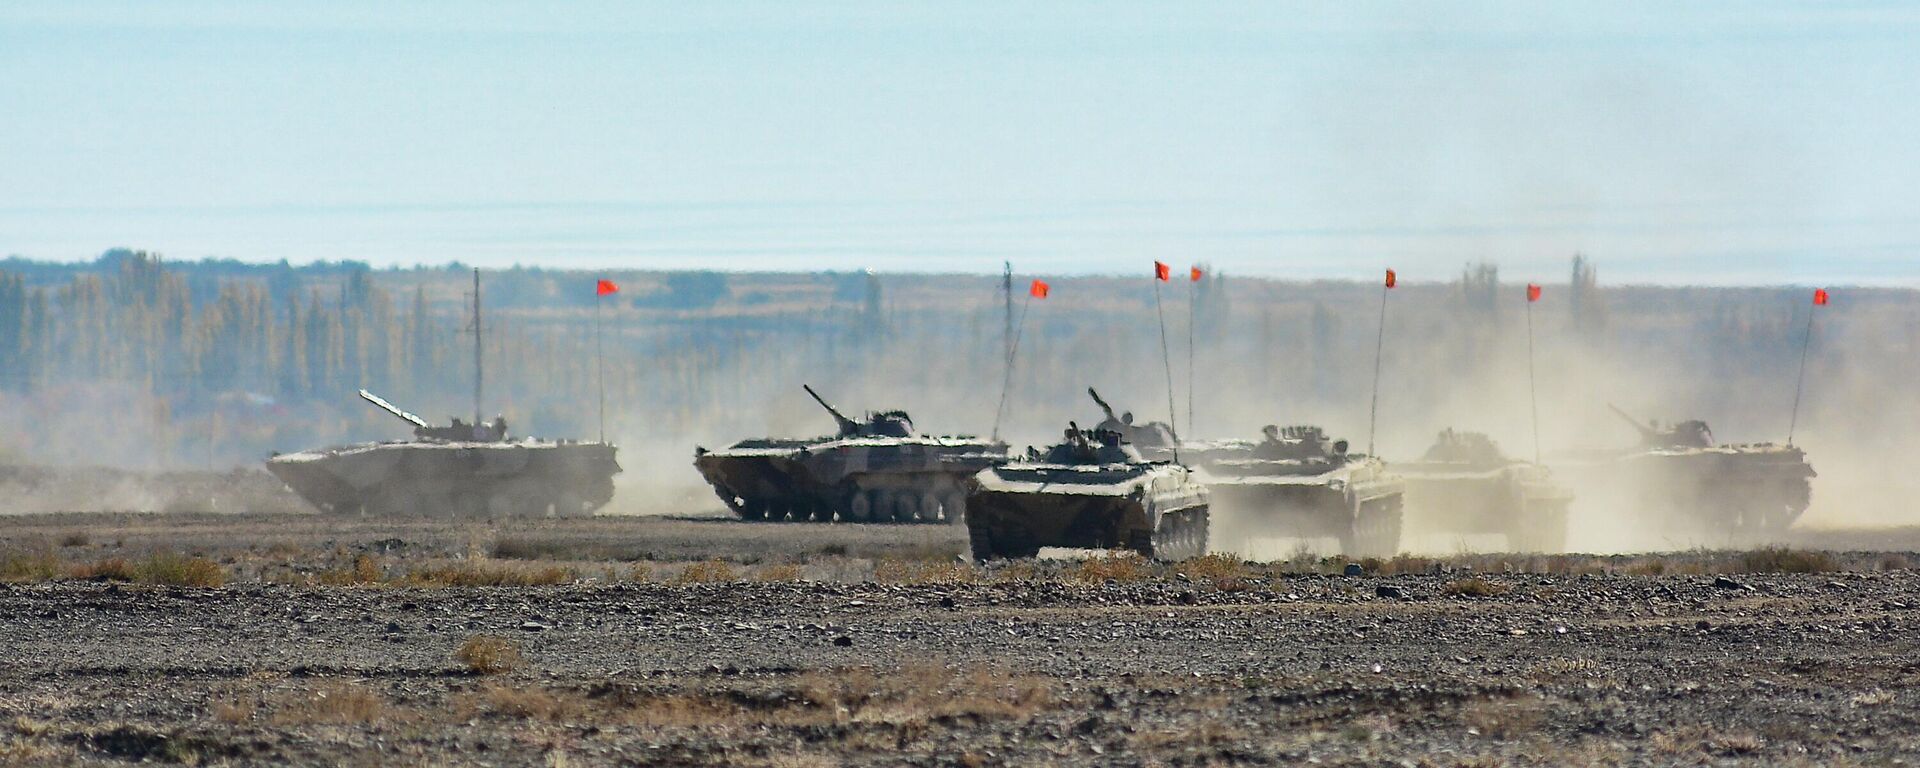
[965,424,1210,561]
[693,385,1007,523]
[266,390,620,517]
[1088,388,1404,557]
[1555,405,1815,542]
[1397,429,1571,553]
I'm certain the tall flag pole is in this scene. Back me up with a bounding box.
[595,278,620,444]
[1187,265,1202,435]
[1366,268,1396,456]
[1525,282,1543,464]
[1787,288,1828,446]
[1152,261,1180,456]
[991,277,1048,442]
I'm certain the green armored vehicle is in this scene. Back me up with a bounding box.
[693,385,1008,523]
[1397,429,1572,553]
[1555,405,1815,543]
[266,390,620,518]
[1088,388,1404,558]
[964,424,1210,561]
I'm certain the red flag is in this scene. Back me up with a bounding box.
[1190,266,1203,282]
[1029,279,1049,299]
[1527,283,1542,302]
[1813,288,1829,306]
[1154,261,1170,282]
[596,279,619,296]
[1384,269,1397,288]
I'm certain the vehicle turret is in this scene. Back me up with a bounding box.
[1608,403,1712,449]
[805,384,914,439]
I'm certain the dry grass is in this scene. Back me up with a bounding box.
[67,557,135,582]
[58,532,89,547]
[470,685,583,720]
[0,548,59,582]
[316,554,384,586]
[404,561,574,587]
[1459,697,1544,740]
[210,698,255,725]
[1175,553,1252,589]
[1441,577,1512,598]
[1069,552,1152,583]
[672,559,737,584]
[627,563,654,582]
[456,635,523,675]
[132,553,226,587]
[753,563,804,582]
[271,682,385,726]
[1736,547,1837,574]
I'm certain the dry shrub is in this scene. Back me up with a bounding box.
[872,558,911,583]
[475,685,582,720]
[1070,552,1152,583]
[58,532,89,548]
[317,554,383,586]
[627,563,654,582]
[0,548,59,582]
[68,558,135,582]
[781,663,1055,726]
[406,561,574,587]
[990,560,1038,582]
[1441,577,1510,598]
[210,699,255,724]
[754,563,804,582]
[136,553,226,588]
[456,635,523,675]
[1736,547,1837,574]
[673,560,736,584]
[273,683,384,725]
[1176,553,1250,588]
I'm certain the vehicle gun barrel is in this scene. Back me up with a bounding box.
[1087,387,1117,421]
[1606,403,1657,438]
[802,384,857,432]
[359,389,429,430]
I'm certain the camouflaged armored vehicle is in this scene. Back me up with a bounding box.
[1087,389,1405,558]
[693,385,1008,523]
[1554,404,1815,542]
[266,390,620,518]
[1397,429,1572,552]
[964,423,1210,561]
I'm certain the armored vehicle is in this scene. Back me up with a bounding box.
[964,424,1210,561]
[693,385,1008,523]
[1087,389,1404,558]
[266,390,620,517]
[1396,429,1572,552]
[1554,405,1815,542]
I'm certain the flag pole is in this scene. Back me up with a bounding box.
[1366,275,1389,457]
[595,287,606,444]
[1186,271,1196,437]
[1786,296,1819,447]
[1152,276,1180,459]
[1526,290,1541,464]
[991,291,1033,443]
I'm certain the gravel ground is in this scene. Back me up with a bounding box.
[4,565,1920,766]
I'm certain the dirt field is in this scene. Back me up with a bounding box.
[4,513,1920,766]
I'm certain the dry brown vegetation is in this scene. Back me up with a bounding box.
[402,561,575,587]
[1441,576,1513,597]
[672,559,736,583]
[270,682,386,726]
[455,635,523,676]
[1068,551,1152,582]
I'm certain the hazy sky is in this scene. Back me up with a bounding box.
[3,1,1917,284]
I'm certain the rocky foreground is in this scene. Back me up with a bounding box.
[3,569,1918,766]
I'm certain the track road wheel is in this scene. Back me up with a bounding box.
[847,491,873,523]
[892,493,920,524]
[940,492,967,525]
[764,501,791,523]
[917,492,943,524]
[737,499,767,522]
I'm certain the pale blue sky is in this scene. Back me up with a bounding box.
[2,1,1917,283]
